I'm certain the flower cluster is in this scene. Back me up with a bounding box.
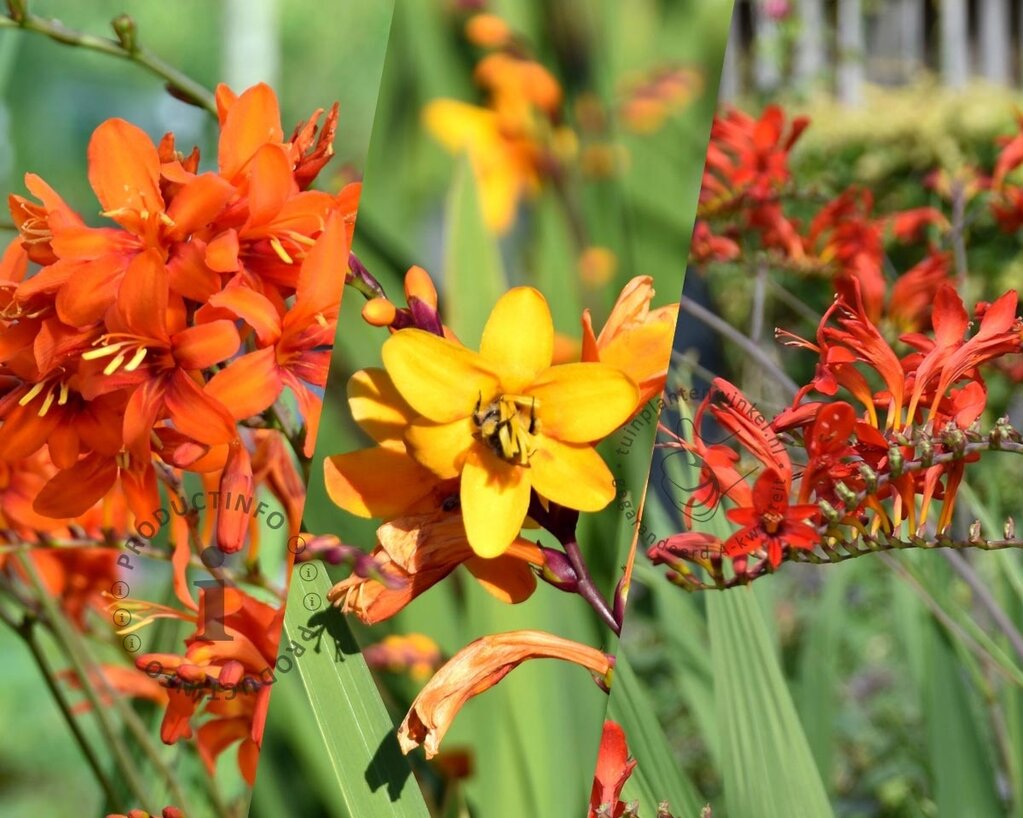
[1,81,354,551]
[653,281,1022,588]
[0,83,356,790]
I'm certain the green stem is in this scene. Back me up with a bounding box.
[15,553,153,809]
[0,609,121,805]
[0,12,216,114]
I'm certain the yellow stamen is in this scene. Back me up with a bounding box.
[81,343,124,361]
[270,236,294,264]
[57,381,69,406]
[38,385,57,417]
[123,346,148,372]
[103,352,127,376]
[18,381,45,406]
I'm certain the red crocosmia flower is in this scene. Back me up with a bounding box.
[589,720,637,818]
[724,469,819,568]
[887,251,953,333]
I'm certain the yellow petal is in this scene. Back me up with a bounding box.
[529,436,616,512]
[382,329,499,423]
[404,417,475,479]
[479,287,554,392]
[324,447,439,518]
[347,368,416,447]
[526,363,639,443]
[460,442,531,558]
[465,548,538,604]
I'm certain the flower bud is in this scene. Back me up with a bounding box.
[362,297,396,327]
[538,547,579,592]
[465,13,511,48]
[888,445,904,478]
[112,14,138,53]
[404,265,438,310]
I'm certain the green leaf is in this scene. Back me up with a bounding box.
[610,651,705,817]
[254,565,430,818]
[707,587,834,818]
[924,619,1003,817]
[441,159,508,344]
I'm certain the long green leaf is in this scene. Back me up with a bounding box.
[611,651,706,817]
[708,587,834,818]
[253,566,430,818]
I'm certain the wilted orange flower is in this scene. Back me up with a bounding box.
[397,630,612,758]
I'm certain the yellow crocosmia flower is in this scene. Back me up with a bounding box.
[381,287,639,558]
[422,99,538,234]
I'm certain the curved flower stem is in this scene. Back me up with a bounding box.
[528,496,621,636]
[679,295,801,398]
[0,10,216,114]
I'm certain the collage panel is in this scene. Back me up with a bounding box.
[603,3,1023,818]
[0,3,392,817]
[250,2,732,817]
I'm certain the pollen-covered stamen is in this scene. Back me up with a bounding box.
[761,511,784,535]
[471,394,541,465]
[18,378,73,417]
[270,236,294,264]
[81,334,150,375]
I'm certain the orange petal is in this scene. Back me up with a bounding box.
[172,319,241,369]
[245,143,295,227]
[34,452,118,518]
[165,173,235,240]
[464,549,537,603]
[205,348,283,420]
[323,447,441,519]
[87,118,164,225]
[206,229,241,273]
[117,249,169,339]
[165,370,238,445]
[208,282,282,345]
[218,83,284,181]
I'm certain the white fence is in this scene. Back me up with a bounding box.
[719,0,1023,105]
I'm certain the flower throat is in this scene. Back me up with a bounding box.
[472,394,539,465]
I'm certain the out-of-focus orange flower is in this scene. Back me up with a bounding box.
[363,633,443,681]
[581,275,679,406]
[397,630,611,758]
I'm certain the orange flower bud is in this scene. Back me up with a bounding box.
[362,297,397,327]
[465,13,511,48]
[404,265,439,310]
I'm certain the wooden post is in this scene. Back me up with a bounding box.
[837,0,864,105]
[940,0,969,88]
[223,0,281,90]
[795,0,825,88]
[978,0,1010,85]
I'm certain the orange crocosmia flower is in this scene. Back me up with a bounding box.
[724,469,819,568]
[397,630,611,758]
[328,511,542,624]
[589,721,638,818]
[581,275,679,406]
[205,209,350,456]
